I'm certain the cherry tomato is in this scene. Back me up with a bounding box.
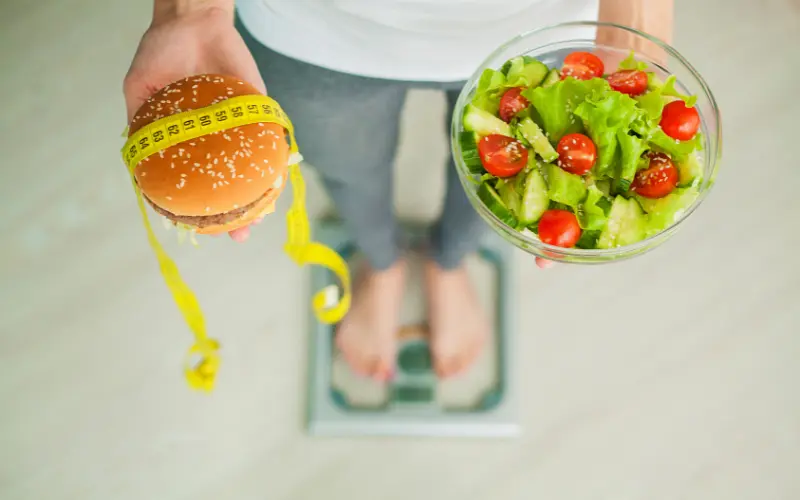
[556,133,597,175]
[538,209,582,248]
[561,51,605,80]
[660,100,700,141]
[477,134,529,178]
[631,153,679,198]
[498,87,530,123]
[606,70,648,96]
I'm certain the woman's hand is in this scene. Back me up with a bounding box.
[597,0,674,64]
[123,0,265,242]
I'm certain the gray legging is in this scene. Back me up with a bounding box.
[237,16,487,270]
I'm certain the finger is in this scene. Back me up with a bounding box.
[123,72,176,124]
[228,225,251,243]
[535,257,555,269]
[252,216,264,225]
[123,74,153,124]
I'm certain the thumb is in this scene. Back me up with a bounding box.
[122,72,155,125]
[123,71,179,125]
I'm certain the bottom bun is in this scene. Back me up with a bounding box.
[193,188,281,235]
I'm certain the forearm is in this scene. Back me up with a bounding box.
[598,0,674,58]
[153,0,235,24]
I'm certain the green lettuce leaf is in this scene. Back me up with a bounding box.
[545,163,587,209]
[471,68,507,114]
[618,52,649,71]
[572,85,642,177]
[525,77,607,142]
[637,75,698,120]
[578,184,611,231]
[662,79,698,107]
[616,129,649,190]
[575,230,601,249]
[628,108,704,161]
[649,129,704,160]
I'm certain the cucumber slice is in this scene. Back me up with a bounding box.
[595,179,612,196]
[497,178,522,217]
[504,56,549,88]
[517,117,558,162]
[597,196,647,249]
[459,131,484,174]
[617,198,647,245]
[518,168,550,224]
[477,182,518,227]
[635,187,698,215]
[637,187,699,237]
[463,104,512,137]
[542,69,561,87]
[677,153,703,187]
[545,163,587,208]
[597,197,627,249]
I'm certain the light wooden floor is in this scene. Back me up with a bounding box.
[1,1,798,499]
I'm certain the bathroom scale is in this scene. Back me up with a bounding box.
[306,219,519,437]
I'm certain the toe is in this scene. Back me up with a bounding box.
[372,357,394,381]
[435,355,457,378]
[335,332,369,378]
[350,354,373,378]
[448,355,470,378]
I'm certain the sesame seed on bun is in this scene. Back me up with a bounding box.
[128,74,290,235]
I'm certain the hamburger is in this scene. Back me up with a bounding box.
[128,74,290,235]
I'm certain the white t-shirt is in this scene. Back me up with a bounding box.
[237,0,600,82]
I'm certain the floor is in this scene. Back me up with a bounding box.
[1,0,799,499]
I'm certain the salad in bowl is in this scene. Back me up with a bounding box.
[452,22,721,263]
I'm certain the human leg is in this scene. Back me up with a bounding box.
[239,20,406,269]
[426,89,491,377]
[238,17,407,379]
[428,90,489,269]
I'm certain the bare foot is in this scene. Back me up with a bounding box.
[334,260,406,381]
[425,260,490,378]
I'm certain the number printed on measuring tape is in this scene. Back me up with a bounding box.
[122,95,293,170]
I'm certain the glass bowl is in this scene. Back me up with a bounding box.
[451,21,722,264]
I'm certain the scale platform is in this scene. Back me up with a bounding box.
[306,219,518,437]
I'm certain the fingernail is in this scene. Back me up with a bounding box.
[229,227,250,243]
[536,257,555,269]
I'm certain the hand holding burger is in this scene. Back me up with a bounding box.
[128,75,290,237]
[123,0,265,241]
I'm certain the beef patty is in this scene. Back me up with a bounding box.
[146,189,273,228]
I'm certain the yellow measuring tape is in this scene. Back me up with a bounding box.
[121,94,351,391]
